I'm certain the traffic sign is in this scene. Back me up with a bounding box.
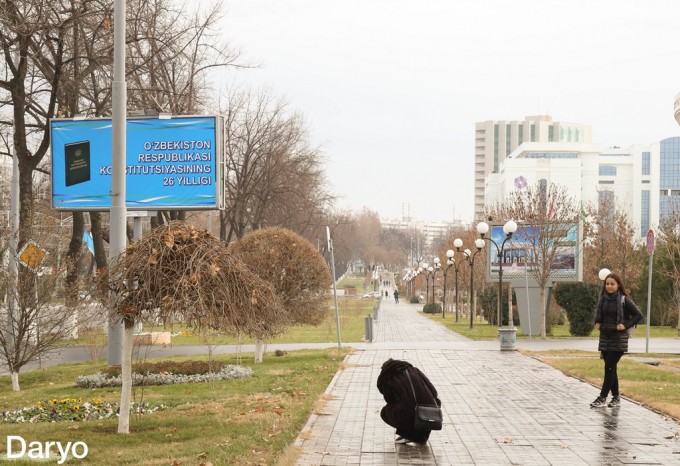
[646,229,655,255]
[18,240,48,271]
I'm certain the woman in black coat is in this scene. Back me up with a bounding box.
[590,272,643,408]
[377,358,441,444]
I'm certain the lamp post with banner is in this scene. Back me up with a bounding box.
[477,220,518,351]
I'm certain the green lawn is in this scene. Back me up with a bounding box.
[71,297,375,347]
[0,349,349,465]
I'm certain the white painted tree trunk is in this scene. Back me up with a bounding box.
[117,323,134,434]
[10,372,19,391]
[254,338,264,363]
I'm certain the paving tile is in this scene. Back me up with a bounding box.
[294,300,680,465]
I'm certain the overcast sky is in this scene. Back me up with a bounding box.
[219,0,680,222]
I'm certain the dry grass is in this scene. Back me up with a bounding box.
[274,444,303,466]
[530,350,680,422]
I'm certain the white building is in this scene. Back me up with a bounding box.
[380,216,462,251]
[485,141,661,239]
[474,115,592,221]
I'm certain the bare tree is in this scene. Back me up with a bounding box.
[656,203,680,331]
[314,209,355,279]
[229,227,331,362]
[488,182,580,337]
[0,227,78,391]
[350,208,383,267]
[437,227,488,320]
[219,89,332,242]
[581,191,644,285]
[105,221,284,433]
[379,227,412,270]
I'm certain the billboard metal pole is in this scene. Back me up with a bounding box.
[108,0,127,365]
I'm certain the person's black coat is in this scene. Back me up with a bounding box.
[597,295,643,353]
[377,358,441,443]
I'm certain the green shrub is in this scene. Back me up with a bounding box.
[409,296,420,304]
[477,286,518,326]
[422,303,442,314]
[553,282,599,336]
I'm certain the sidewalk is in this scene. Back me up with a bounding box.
[293,299,680,465]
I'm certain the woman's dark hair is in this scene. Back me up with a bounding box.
[601,272,629,298]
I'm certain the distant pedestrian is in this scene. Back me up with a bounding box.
[393,289,399,304]
[385,290,389,298]
[590,272,643,408]
[377,358,441,445]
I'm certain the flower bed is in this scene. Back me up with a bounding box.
[1,398,165,423]
[76,364,253,388]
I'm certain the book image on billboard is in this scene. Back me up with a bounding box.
[64,140,91,187]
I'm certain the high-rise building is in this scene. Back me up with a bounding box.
[659,136,680,219]
[485,140,662,239]
[380,216,461,251]
[474,115,592,220]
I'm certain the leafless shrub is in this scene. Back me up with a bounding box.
[104,221,286,339]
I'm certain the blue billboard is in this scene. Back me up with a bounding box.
[50,116,222,210]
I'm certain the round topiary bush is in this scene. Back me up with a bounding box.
[409,296,420,304]
[422,303,442,314]
[553,282,600,336]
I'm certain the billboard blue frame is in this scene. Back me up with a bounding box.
[50,115,223,210]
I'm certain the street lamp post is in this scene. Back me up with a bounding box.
[421,262,429,304]
[451,238,465,322]
[477,220,518,351]
[403,270,414,299]
[411,256,425,300]
[424,264,436,310]
[465,239,485,329]
[443,240,465,320]
[442,252,454,318]
[431,258,441,313]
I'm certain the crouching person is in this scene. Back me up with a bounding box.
[377,358,441,445]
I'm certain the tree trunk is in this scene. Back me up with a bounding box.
[117,320,134,434]
[90,212,108,271]
[10,372,19,392]
[64,212,85,307]
[539,287,547,338]
[254,338,265,363]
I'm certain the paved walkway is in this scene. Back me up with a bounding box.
[293,299,680,465]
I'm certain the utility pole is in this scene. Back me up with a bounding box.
[327,226,342,348]
[108,0,127,365]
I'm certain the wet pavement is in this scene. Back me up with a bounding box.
[4,298,679,465]
[293,299,680,465]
